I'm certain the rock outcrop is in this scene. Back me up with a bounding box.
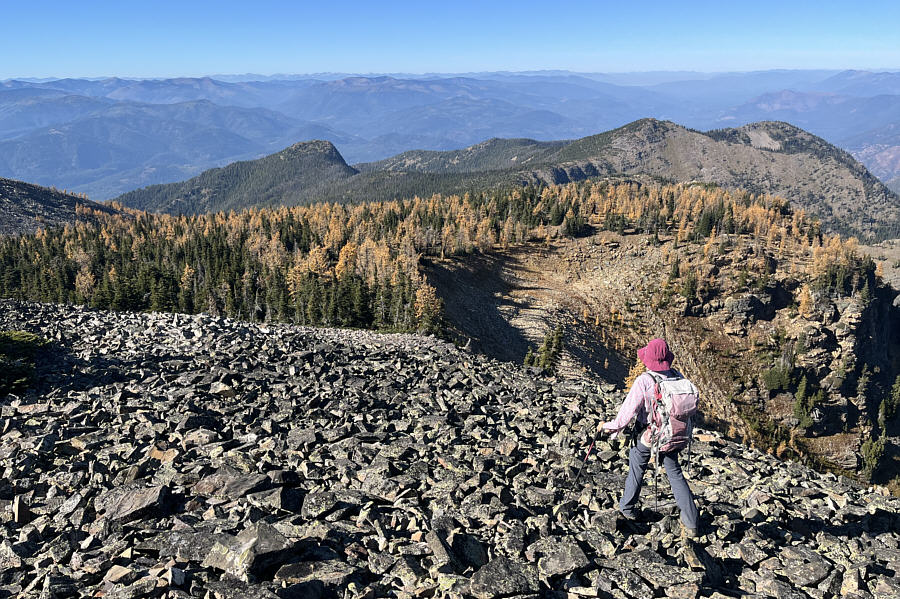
[0,177,119,235]
[1,300,898,598]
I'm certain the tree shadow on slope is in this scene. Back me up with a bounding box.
[424,254,534,363]
[425,250,631,384]
[557,317,632,387]
[21,339,186,402]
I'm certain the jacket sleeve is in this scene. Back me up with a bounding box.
[603,374,649,433]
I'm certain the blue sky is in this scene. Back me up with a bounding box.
[3,0,899,78]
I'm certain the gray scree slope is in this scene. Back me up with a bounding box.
[0,300,898,598]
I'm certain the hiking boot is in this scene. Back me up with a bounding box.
[682,526,700,540]
[618,508,639,521]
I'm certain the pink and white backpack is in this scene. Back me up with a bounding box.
[642,371,699,453]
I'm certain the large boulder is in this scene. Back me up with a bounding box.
[469,557,539,598]
[93,483,169,522]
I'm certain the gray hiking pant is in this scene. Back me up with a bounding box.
[621,440,699,529]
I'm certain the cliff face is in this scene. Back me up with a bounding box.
[716,276,900,474]
[2,299,900,598]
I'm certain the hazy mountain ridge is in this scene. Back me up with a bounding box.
[4,70,900,201]
[889,177,900,195]
[115,118,900,239]
[0,98,354,200]
[816,69,900,96]
[719,88,900,191]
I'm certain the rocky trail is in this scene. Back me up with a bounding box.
[1,300,899,599]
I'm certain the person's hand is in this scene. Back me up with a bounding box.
[597,421,606,433]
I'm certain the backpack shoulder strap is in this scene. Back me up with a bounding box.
[641,371,663,408]
[644,370,664,391]
[642,371,664,440]
[645,370,664,382]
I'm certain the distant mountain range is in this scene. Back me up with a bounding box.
[2,70,900,202]
[114,119,900,239]
[889,177,900,195]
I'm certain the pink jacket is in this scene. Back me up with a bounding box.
[603,370,679,441]
[603,372,655,434]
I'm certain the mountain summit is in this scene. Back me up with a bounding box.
[367,119,900,237]
[116,140,358,214]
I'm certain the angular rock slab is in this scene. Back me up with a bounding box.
[469,556,539,598]
[93,483,168,522]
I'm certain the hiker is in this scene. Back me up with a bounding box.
[597,338,701,538]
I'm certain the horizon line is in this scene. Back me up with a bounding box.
[4,66,900,83]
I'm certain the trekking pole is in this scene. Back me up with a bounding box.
[654,455,659,511]
[652,439,661,512]
[687,439,693,477]
[571,431,599,489]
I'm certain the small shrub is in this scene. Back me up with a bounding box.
[793,377,824,429]
[861,436,885,479]
[524,326,564,373]
[668,258,680,283]
[681,271,697,300]
[762,364,792,392]
[880,375,900,426]
[887,476,900,498]
[856,365,871,399]
[523,348,534,366]
[793,376,812,427]
[795,333,808,355]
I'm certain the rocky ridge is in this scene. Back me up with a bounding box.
[363,119,900,238]
[0,178,119,235]
[1,300,899,599]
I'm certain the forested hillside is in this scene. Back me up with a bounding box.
[0,179,865,332]
[115,140,358,214]
[3,178,898,487]
[116,119,900,240]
